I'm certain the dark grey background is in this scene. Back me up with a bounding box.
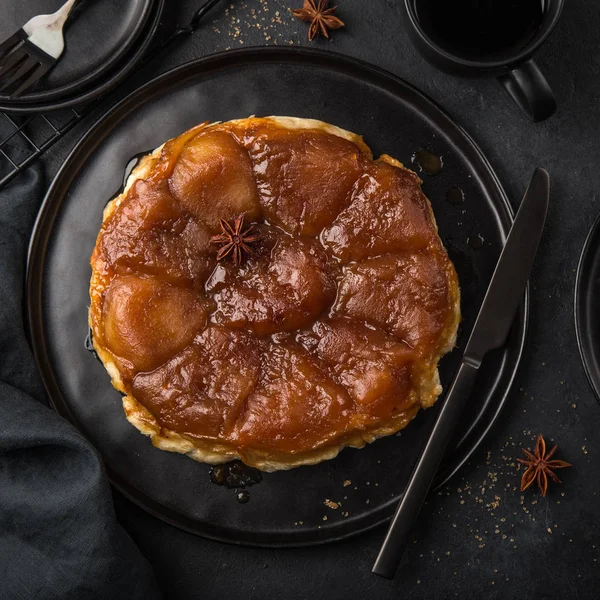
[39,1,600,598]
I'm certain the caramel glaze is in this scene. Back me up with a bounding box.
[89,117,460,469]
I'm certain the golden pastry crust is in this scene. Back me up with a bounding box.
[89,116,460,472]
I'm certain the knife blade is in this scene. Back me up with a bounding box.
[372,168,550,579]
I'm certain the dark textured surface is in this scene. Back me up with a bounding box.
[21,0,600,598]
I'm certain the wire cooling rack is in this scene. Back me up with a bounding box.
[0,108,81,188]
[0,0,222,191]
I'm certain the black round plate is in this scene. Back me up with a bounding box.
[27,47,527,547]
[0,0,161,112]
[575,212,600,405]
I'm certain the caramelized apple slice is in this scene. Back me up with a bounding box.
[243,127,362,235]
[97,178,214,286]
[132,327,262,439]
[150,122,210,180]
[333,252,451,354]
[101,275,211,373]
[207,233,336,335]
[169,130,260,229]
[232,341,352,452]
[322,161,435,262]
[302,319,416,420]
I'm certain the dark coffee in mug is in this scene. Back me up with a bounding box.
[403,0,563,121]
[415,0,546,60]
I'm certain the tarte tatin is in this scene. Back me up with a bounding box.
[89,116,460,471]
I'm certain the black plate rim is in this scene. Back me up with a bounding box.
[26,46,529,547]
[0,0,163,113]
[574,211,600,406]
[0,0,154,104]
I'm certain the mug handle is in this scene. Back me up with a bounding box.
[497,59,557,122]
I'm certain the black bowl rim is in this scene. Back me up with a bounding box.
[574,211,600,406]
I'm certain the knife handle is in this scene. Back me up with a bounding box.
[372,361,480,579]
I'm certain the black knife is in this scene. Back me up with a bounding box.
[372,168,550,579]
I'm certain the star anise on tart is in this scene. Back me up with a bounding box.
[210,215,261,266]
[292,0,345,41]
[517,434,572,496]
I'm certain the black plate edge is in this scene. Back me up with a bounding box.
[26,46,529,547]
[574,211,600,405]
[0,0,154,105]
[0,0,164,114]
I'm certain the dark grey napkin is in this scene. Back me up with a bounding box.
[0,165,161,600]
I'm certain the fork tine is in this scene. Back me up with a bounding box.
[10,62,50,97]
[0,55,38,93]
[0,49,27,79]
[0,31,26,59]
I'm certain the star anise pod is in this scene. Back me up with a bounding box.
[517,434,572,496]
[292,0,345,41]
[210,215,261,266]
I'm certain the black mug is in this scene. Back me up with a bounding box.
[403,0,564,122]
